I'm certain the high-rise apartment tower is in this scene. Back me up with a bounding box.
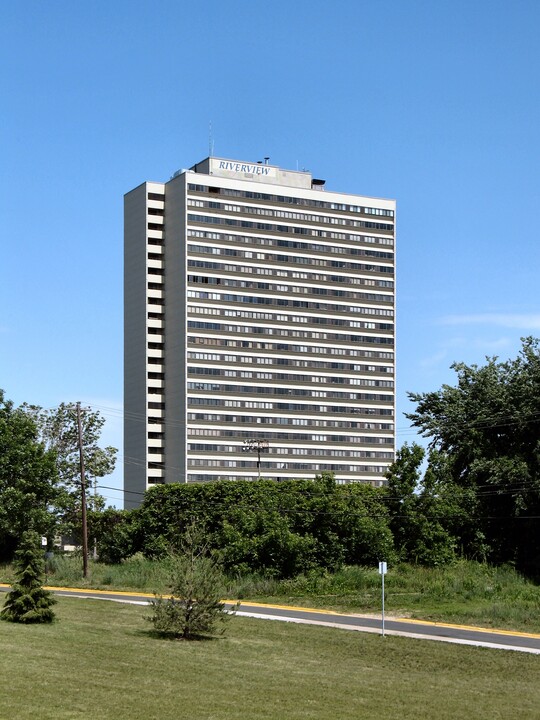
[124,157,395,508]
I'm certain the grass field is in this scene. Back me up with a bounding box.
[0,597,539,719]
[3,555,538,633]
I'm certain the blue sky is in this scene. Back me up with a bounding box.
[1,0,539,507]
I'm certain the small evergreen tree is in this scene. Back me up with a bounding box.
[147,523,234,639]
[1,530,56,623]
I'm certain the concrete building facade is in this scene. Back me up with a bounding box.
[124,157,395,508]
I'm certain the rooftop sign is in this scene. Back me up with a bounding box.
[210,158,277,180]
[218,160,273,175]
[202,157,312,189]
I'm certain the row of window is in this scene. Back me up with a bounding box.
[188,398,393,415]
[187,320,394,345]
[188,284,393,308]
[276,238,392,258]
[188,214,393,239]
[187,412,393,431]
[189,302,393,321]
[187,381,393,402]
[187,352,392,374]
[187,184,394,217]
[188,275,394,309]
[184,474,384,484]
[187,367,394,387]
[187,249,394,288]
[186,461,387,472]
[187,199,394,232]
[187,257,394,281]
[189,228,393,248]
[187,444,392,459]
[188,272,393,292]
[189,322,390,344]
[187,427,393,443]
[189,304,393,331]
[188,335,394,360]
[188,232,393,268]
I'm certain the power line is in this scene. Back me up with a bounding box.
[31,402,540,507]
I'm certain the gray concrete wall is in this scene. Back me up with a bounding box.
[163,174,187,483]
[124,183,150,508]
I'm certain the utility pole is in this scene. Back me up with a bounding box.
[93,477,98,561]
[242,439,269,480]
[76,402,89,578]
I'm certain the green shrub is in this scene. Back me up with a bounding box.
[91,508,137,564]
[1,530,56,624]
[137,478,395,578]
[147,524,234,639]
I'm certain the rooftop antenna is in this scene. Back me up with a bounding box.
[209,121,215,157]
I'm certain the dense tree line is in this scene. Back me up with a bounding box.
[92,476,395,577]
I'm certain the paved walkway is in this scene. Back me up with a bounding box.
[2,583,539,654]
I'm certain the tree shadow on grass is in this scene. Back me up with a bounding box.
[134,628,221,642]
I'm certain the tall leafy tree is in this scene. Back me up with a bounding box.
[385,443,456,565]
[27,403,117,488]
[406,337,540,571]
[25,403,117,535]
[0,390,59,560]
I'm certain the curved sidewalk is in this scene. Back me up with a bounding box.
[2,583,539,654]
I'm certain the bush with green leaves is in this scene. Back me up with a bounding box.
[1,530,56,623]
[133,474,395,578]
[90,508,138,564]
[147,524,234,639]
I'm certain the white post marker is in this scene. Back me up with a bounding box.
[41,536,47,547]
[378,561,387,637]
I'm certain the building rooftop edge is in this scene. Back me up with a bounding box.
[168,156,395,203]
[126,157,395,204]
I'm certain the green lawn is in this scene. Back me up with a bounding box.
[6,556,537,633]
[0,597,538,719]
